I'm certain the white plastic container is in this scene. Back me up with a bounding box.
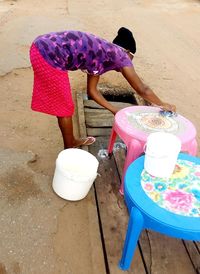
[52,148,99,201]
[144,132,181,178]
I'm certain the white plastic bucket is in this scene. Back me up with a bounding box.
[144,132,181,178]
[52,148,99,201]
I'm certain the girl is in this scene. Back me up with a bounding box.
[30,27,175,149]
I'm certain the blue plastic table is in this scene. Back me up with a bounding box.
[119,153,200,271]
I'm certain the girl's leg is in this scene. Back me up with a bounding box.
[57,116,96,149]
[57,116,75,149]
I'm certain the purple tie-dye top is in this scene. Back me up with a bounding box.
[33,30,133,75]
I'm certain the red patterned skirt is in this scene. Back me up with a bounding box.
[30,44,74,117]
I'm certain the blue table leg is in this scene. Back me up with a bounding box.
[119,207,144,271]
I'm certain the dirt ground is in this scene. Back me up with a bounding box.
[0,0,200,273]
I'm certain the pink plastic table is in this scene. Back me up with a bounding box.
[107,106,198,194]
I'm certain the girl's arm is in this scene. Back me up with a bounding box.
[87,74,118,114]
[121,66,176,112]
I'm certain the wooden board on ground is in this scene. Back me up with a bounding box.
[82,95,136,136]
[54,190,107,274]
[85,108,114,127]
[59,93,106,274]
[89,137,146,274]
[84,99,132,109]
[184,241,200,273]
[139,231,197,274]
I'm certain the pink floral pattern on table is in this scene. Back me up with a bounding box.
[141,160,200,217]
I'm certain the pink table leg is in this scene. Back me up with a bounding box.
[188,139,198,156]
[182,139,198,156]
[108,128,117,155]
[120,139,143,194]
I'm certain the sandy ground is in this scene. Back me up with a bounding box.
[0,0,200,273]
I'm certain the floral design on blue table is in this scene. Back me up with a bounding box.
[141,160,200,217]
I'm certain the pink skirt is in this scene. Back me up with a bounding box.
[30,44,74,117]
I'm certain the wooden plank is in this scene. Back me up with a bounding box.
[84,99,132,109]
[84,100,133,135]
[87,127,112,137]
[89,137,146,274]
[54,190,107,274]
[196,241,200,251]
[74,93,107,273]
[112,145,126,181]
[85,108,114,127]
[184,241,200,273]
[139,229,196,274]
[87,127,124,138]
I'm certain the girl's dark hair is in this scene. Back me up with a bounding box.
[113,27,136,54]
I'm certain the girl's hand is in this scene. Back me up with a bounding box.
[160,102,176,112]
[111,107,119,115]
